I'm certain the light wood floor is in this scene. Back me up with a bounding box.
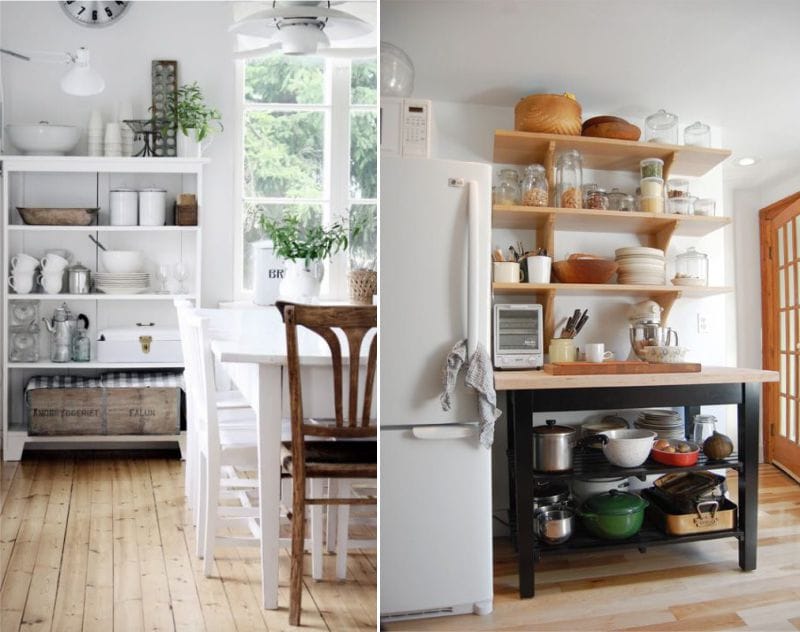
[388,465,800,631]
[0,455,376,632]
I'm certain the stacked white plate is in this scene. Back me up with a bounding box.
[635,409,685,440]
[94,272,150,294]
[615,246,666,285]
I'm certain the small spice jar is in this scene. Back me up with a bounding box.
[645,109,679,145]
[675,246,709,286]
[520,164,549,207]
[667,196,696,215]
[640,158,664,180]
[693,198,716,216]
[496,169,521,205]
[607,188,634,212]
[640,176,664,197]
[556,150,583,209]
[585,188,608,210]
[666,178,690,198]
[684,121,711,147]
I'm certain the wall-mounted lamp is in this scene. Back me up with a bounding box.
[0,46,105,96]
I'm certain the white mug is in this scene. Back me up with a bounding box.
[585,343,615,363]
[40,253,69,272]
[11,253,39,271]
[38,272,63,294]
[8,273,34,294]
[527,255,552,284]
[494,261,523,284]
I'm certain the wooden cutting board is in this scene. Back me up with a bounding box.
[544,360,701,375]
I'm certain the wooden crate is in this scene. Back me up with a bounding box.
[28,387,105,436]
[106,387,180,434]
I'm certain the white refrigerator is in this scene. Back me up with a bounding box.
[380,156,494,622]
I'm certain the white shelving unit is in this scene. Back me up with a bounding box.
[2,156,207,460]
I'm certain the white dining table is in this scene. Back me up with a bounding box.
[209,306,360,609]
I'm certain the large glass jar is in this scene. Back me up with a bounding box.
[585,188,608,210]
[645,109,679,145]
[520,164,549,207]
[556,150,583,209]
[692,414,717,445]
[684,121,711,147]
[496,169,520,205]
[674,246,709,286]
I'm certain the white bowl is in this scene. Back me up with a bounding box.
[641,346,688,364]
[100,250,144,273]
[6,123,80,155]
[597,429,657,468]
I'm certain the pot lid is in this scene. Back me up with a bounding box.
[532,479,569,501]
[67,261,90,273]
[533,419,576,436]
[583,489,647,515]
[583,416,628,433]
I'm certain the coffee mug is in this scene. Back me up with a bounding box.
[40,253,69,272]
[38,272,63,294]
[585,343,615,363]
[11,253,39,271]
[494,261,523,283]
[549,338,577,363]
[8,273,34,295]
[527,255,552,284]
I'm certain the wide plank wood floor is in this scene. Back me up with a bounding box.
[387,465,800,631]
[0,455,376,632]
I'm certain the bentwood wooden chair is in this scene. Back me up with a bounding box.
[276,301,377,626]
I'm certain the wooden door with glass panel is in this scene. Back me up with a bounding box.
[761,192,800,479]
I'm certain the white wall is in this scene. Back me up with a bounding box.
[0,0,236,307]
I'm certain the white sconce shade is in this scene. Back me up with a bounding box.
[60,48,104,96]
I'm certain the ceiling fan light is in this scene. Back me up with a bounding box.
[277,24,329,55]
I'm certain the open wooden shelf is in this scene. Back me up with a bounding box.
[493,130,731,177]
[492,282,732,297]
[493,205,730,235]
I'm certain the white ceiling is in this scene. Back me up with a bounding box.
[381,0,800,189]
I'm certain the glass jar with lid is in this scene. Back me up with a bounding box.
[585,188,608,210]
[556,150,583,209]
[607,188,635,212]
[692,414,717,445]
[684,121,711,147]
[495,169,520,205]
[674,246,709,286]
[645,109,679,145]
[520,164,549,207]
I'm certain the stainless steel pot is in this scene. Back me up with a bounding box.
[532,419,577,472]
[535,507,574,545]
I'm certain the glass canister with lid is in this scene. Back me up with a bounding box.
[692,414,717,445]
[585,188,608,210]
[556,150,583,209]
[520,164,549,207]
[684,121,711,147]
[674,246,709,286]
[608,188,635,212]
[495,169,521,205]
[645,109,679,145]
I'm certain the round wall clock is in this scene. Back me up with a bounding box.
[60,1,131,27]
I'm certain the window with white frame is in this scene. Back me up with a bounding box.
[236,55,377,298]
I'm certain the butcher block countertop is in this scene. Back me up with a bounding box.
[494,366,779,391]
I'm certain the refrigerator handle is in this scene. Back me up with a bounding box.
[467,179,479,358]
[412,425,478,440]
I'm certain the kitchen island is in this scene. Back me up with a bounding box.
[495,366,779,598]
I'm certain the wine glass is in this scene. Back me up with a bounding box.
[173,262,190,294]
[155,263,171,294]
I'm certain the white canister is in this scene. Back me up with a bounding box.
[110,189,138,226]
[252,240,284,305]
[138,189,167,226]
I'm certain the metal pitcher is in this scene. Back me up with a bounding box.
[42,304,89,362]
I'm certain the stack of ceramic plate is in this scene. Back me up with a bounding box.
[615,246,666,285]
[94,272,150,294]
[635,409,684,440]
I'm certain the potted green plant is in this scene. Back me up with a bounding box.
[260,213,359,300]
[167,81,223,157]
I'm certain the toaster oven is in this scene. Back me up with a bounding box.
[493,303,544,369]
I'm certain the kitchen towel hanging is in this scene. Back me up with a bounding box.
[440,339,502,448]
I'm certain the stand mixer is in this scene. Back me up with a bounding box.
[628,300,679,360]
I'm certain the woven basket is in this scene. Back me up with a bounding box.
[514,94,582,135]
[348,269,376,305]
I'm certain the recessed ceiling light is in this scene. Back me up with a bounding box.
[737,157,757,167]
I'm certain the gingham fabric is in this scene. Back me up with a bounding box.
[101,371,185,389]
[25,375,101,392]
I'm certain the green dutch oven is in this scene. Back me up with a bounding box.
[579,489,648,539]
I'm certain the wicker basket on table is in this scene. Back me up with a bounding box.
[348,269,376,305]
[514,93,582,135]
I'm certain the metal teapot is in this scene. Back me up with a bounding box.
[42,304,89,362]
